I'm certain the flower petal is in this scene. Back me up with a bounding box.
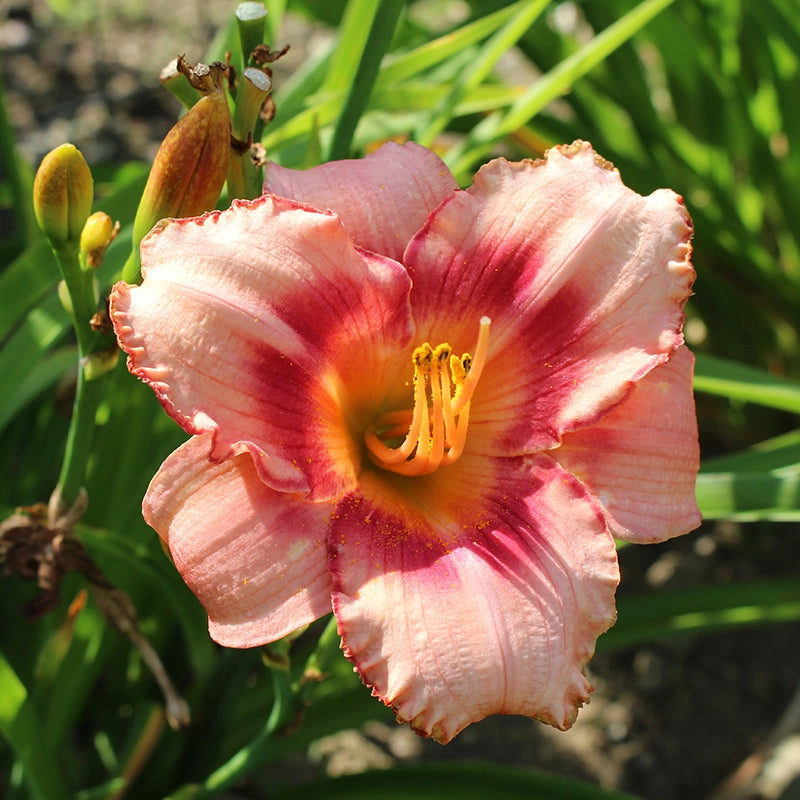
[110,194,413,499]
[329,454,619,742]
[144,434,332,647]
[404,141,695,456]
[554,345,701,542]
[264,141,458,261]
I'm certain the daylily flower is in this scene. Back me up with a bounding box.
[110,140,700,743]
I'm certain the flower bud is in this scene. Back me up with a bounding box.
[132,58,232,246]
[57,279,73,316]
[81,348,119,381]
[33,144,94,249]
[80,211,118,268]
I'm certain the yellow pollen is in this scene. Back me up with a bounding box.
[364,316,491,475]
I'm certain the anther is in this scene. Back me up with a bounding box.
[364,317,491,476]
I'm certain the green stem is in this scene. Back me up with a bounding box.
[167,668,293,800]
[236,2,267,68]
[121,247,140,285]
[56,363,108,508]
[52,244,95,356]
[50,243,114,507]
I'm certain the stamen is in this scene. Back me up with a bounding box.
[365,317,491,475]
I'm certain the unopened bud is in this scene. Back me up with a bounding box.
[233,67,272,141]
[132,57,232,246]
[82,348,119,381]
[33,144,94,248]
[80,212,118,269]
[57,279,73,316]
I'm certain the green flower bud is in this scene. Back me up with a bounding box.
[82,348,119,381]
[80,211,118,269]
[33,144,94,248]
[80,211,113,253]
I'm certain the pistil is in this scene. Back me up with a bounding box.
[365,317,491,475]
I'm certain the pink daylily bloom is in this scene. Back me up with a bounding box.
[110,140,700,743]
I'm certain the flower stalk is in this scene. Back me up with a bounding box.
[33,144,118,507]
[236,2,268,68]
[228,67,273,200]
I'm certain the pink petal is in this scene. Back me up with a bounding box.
[554,345,701,542]
[404,141,695,456]
[144,434,332,647]
[110,194,413,500]
[329,454,619,742]
[264,141,458,261]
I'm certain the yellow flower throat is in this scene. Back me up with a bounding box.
[365,317,491,475]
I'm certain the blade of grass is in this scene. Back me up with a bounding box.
[446,0,678,176]
[414,0,549,147]
[376,1,538,86]
[603,579,800,651]
[0,651,70,800]
[696,469,800,521]
[694,352,800,413]
[327,0,405,160]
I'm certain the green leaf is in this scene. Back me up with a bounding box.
[376,1,538,86]
[701,428,800,473]
[327,0,405,159]
[0,240,59,345]
[604,580,800,650]
[694,352,800,413]
[698,429,800,520]
[0,60,36,259]
[321,0,380,93]
[0,651,70,800]
[696,469,800,521]
[446,0,679,176]
[78,523,216,677]
[414,0,549,146]
[0,345,76,435]
[269,763,643,800]
[0,293,73,435]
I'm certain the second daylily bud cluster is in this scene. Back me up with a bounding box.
[123,14,288,283]
[130,57,233,252]
[32,143,118,371]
